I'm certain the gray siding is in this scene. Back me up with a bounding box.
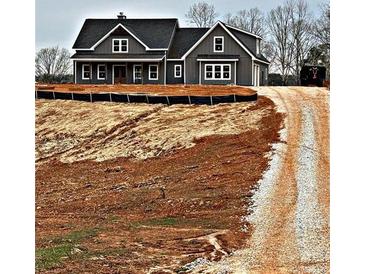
[94,35,146,54]
[185,25,253,85]
[166,61,184,84]
[256,62,269,86]
[75,61,164,84]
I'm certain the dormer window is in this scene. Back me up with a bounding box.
[256,39,260,55]
[112,38,128,53]
[214,36,224,52]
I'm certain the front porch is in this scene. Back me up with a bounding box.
[73,58,165,85]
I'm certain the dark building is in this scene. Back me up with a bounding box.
[71,16,270,86]
[300,65,326,87]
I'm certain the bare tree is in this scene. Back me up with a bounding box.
[289,0,314,84]
[312,1,330,79]
[35,46,71,78]
[312,1,330,48]
[267,3,295,85]
[224,8,266,37]
[185,1,218,27]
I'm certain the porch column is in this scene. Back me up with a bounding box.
[199,61,201,85]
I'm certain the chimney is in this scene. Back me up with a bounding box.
[117,12,127,19]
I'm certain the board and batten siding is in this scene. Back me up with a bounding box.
[166,61,184,84]
[255,61,269,86]
[185,25,253,85]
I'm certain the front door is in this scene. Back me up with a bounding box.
[114,65,127,84]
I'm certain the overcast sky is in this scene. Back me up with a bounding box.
[36,0,325,51]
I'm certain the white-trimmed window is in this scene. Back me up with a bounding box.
[82,64,91,80]
[174,64,182,78]
[214,36,224,52]
[97,64,106,80]
[149,65,158,80]
[133,65,142,82]
[256,39,260,55]
[112,38,128,53]
[205,64,231,80]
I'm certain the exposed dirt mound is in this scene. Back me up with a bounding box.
[35,83,256,96]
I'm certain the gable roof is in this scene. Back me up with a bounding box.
[181,21,258,60]
[73,18,177,50]
[226,26,269,63]
[167,28,209,59]
[224,24,263,40]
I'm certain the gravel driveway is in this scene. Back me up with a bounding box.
[192,87,330,273]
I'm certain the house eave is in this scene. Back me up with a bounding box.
[70,57,164,62]
[197,58,239,62]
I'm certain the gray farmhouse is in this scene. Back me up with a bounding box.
[71,14,270,86]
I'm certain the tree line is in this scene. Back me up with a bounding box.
[186,0,330,85]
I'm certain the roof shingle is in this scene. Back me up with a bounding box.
[72,18,177,49]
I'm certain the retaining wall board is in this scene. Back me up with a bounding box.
[128,94,148,103]
[91,93,111,102]
[111,93,129,103]
[73,93,91,102]
[55,92,73,100]
[212,95,235,104]
[168,96,190,105]
[37,91,54,99]
[147,96,169,105]
[190,96,212,105]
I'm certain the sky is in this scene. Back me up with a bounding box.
[36,0,325,51]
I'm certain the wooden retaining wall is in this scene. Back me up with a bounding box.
[35,90,257,105]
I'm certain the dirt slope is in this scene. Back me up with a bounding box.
[35,96,284,273]
[36,100,267,163]
[193,87,330,273]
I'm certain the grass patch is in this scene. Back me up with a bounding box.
[51,227,100,245]
[36,244,74,270]
[36,227,100,270]
[130,217,225,229]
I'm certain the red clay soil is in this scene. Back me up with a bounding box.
[35,96,283,273]
[35,83,256,96]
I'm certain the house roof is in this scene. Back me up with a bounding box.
[167,28,209,59]
[196,54,240,59]
[225,25,269,63]
[71,53,165,61]
[72,18,178,49]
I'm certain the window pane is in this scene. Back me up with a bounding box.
[113,40,119,46]
[150,72,157,78]
[206,72,212,79]
[150,66,157,72]
[84,72,90,78]
[121,40,127,45]
[215,65,221,72]
[215,45,222,51]
[99,65,105,72]
[99,72,106,78]
[114,46,119,51]
[215,72,221,78]
[215,38,222,44]
[121,46,127,51]
[206,66,213,72]
[223,72,229,79]
[223,65,230,72]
